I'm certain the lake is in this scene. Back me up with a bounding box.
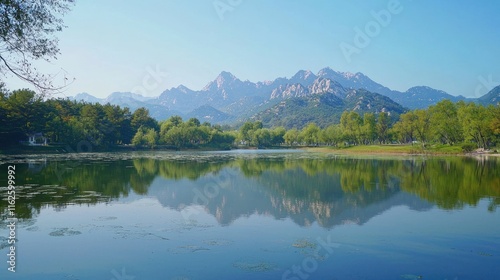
[1,150,499,280]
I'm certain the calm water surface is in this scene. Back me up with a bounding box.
[0,151,499,280]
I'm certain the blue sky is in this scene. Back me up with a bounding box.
[4,0,500,98]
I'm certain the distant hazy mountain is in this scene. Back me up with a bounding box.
[71,92,103,103]
[105,92,154,103]
[315,68,471,109]
[186,105,234,123]
[399,86,467,109]
[70,91,180,120]
[68,67,498,124]
[478,85,500,105]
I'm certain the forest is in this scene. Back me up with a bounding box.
[0,88,499,152]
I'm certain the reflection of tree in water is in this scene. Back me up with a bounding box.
[398,157,500,211]
[1,155,499,222]
[253,158,403,227]
[0,161,138,219]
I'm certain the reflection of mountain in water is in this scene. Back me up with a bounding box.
[1,154,498,226]
[147,166,433,228]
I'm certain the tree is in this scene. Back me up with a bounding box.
[362,113,377,144]
[284,128,300,146]
[320,124,342,146]
[457,102,493,149]
[300,123,320,146]
[413,109,431,145]
[186,117,201,127]
[209,130,235,149]
[163,126,184,147]
[253,121,263,130]
[377,112,391,144]
[340,111,362,144]
[131,107,158,132]
[132,129,145,147]
[491,105,500,135]
[239,121,263,145]
[239,121,254,144]
[252,128,272,147]
[393,111,417,144]
[0,0,75,92]
[144,128,158,148]
[429,100,463,145]
[80,103,105,146]
[270,127,286,146]
[0,89,45,143]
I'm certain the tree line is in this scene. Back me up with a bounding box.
[0,88,235,150]
[238,99,499,149]
[1,88,499,151]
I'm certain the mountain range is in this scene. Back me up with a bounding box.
[70,67,500,128]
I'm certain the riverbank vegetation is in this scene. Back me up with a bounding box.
[1,88,499,153]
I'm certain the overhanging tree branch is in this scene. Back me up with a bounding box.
[0,0,75,94]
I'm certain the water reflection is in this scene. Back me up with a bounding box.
[1,153,499,227]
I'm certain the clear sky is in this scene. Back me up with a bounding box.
[3,0,500,98]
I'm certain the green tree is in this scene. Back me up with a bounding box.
[340,111,362,144]
[362,113,377,144]
[163,126,184,147]
[429,100,463,145]
[0,0,75,92]
[377,112,391,144]
[209,130,236,149]
[413,109,431,145]
[0,89,45,144]
[392,111,417,144]
[159,116,182,143]
[252,128,272,147]
[80,104,105,146]
[284,128,300,146]
[132,129,145,147]
[131,107,158,132]
[270,127,286,146]
[300,123,320,145]
[239,121,254,144]
[457,102,493,149]
[186,117,201,127]
[320,124,342,146]
[144,128,158,148]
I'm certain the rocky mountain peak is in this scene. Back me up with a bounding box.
[202,71,241,91]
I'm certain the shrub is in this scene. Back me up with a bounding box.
[461,143,476,153]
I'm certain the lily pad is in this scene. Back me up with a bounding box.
[233,261,276,272]
[400,275,423,280]
[292,239,317,249]
[49,228,82,237]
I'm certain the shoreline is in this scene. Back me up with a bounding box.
[1,144,499,157]
[302,146,500,157]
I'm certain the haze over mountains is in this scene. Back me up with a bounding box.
[70,67,500,127]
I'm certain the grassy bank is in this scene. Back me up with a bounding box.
[304,144,498,156]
